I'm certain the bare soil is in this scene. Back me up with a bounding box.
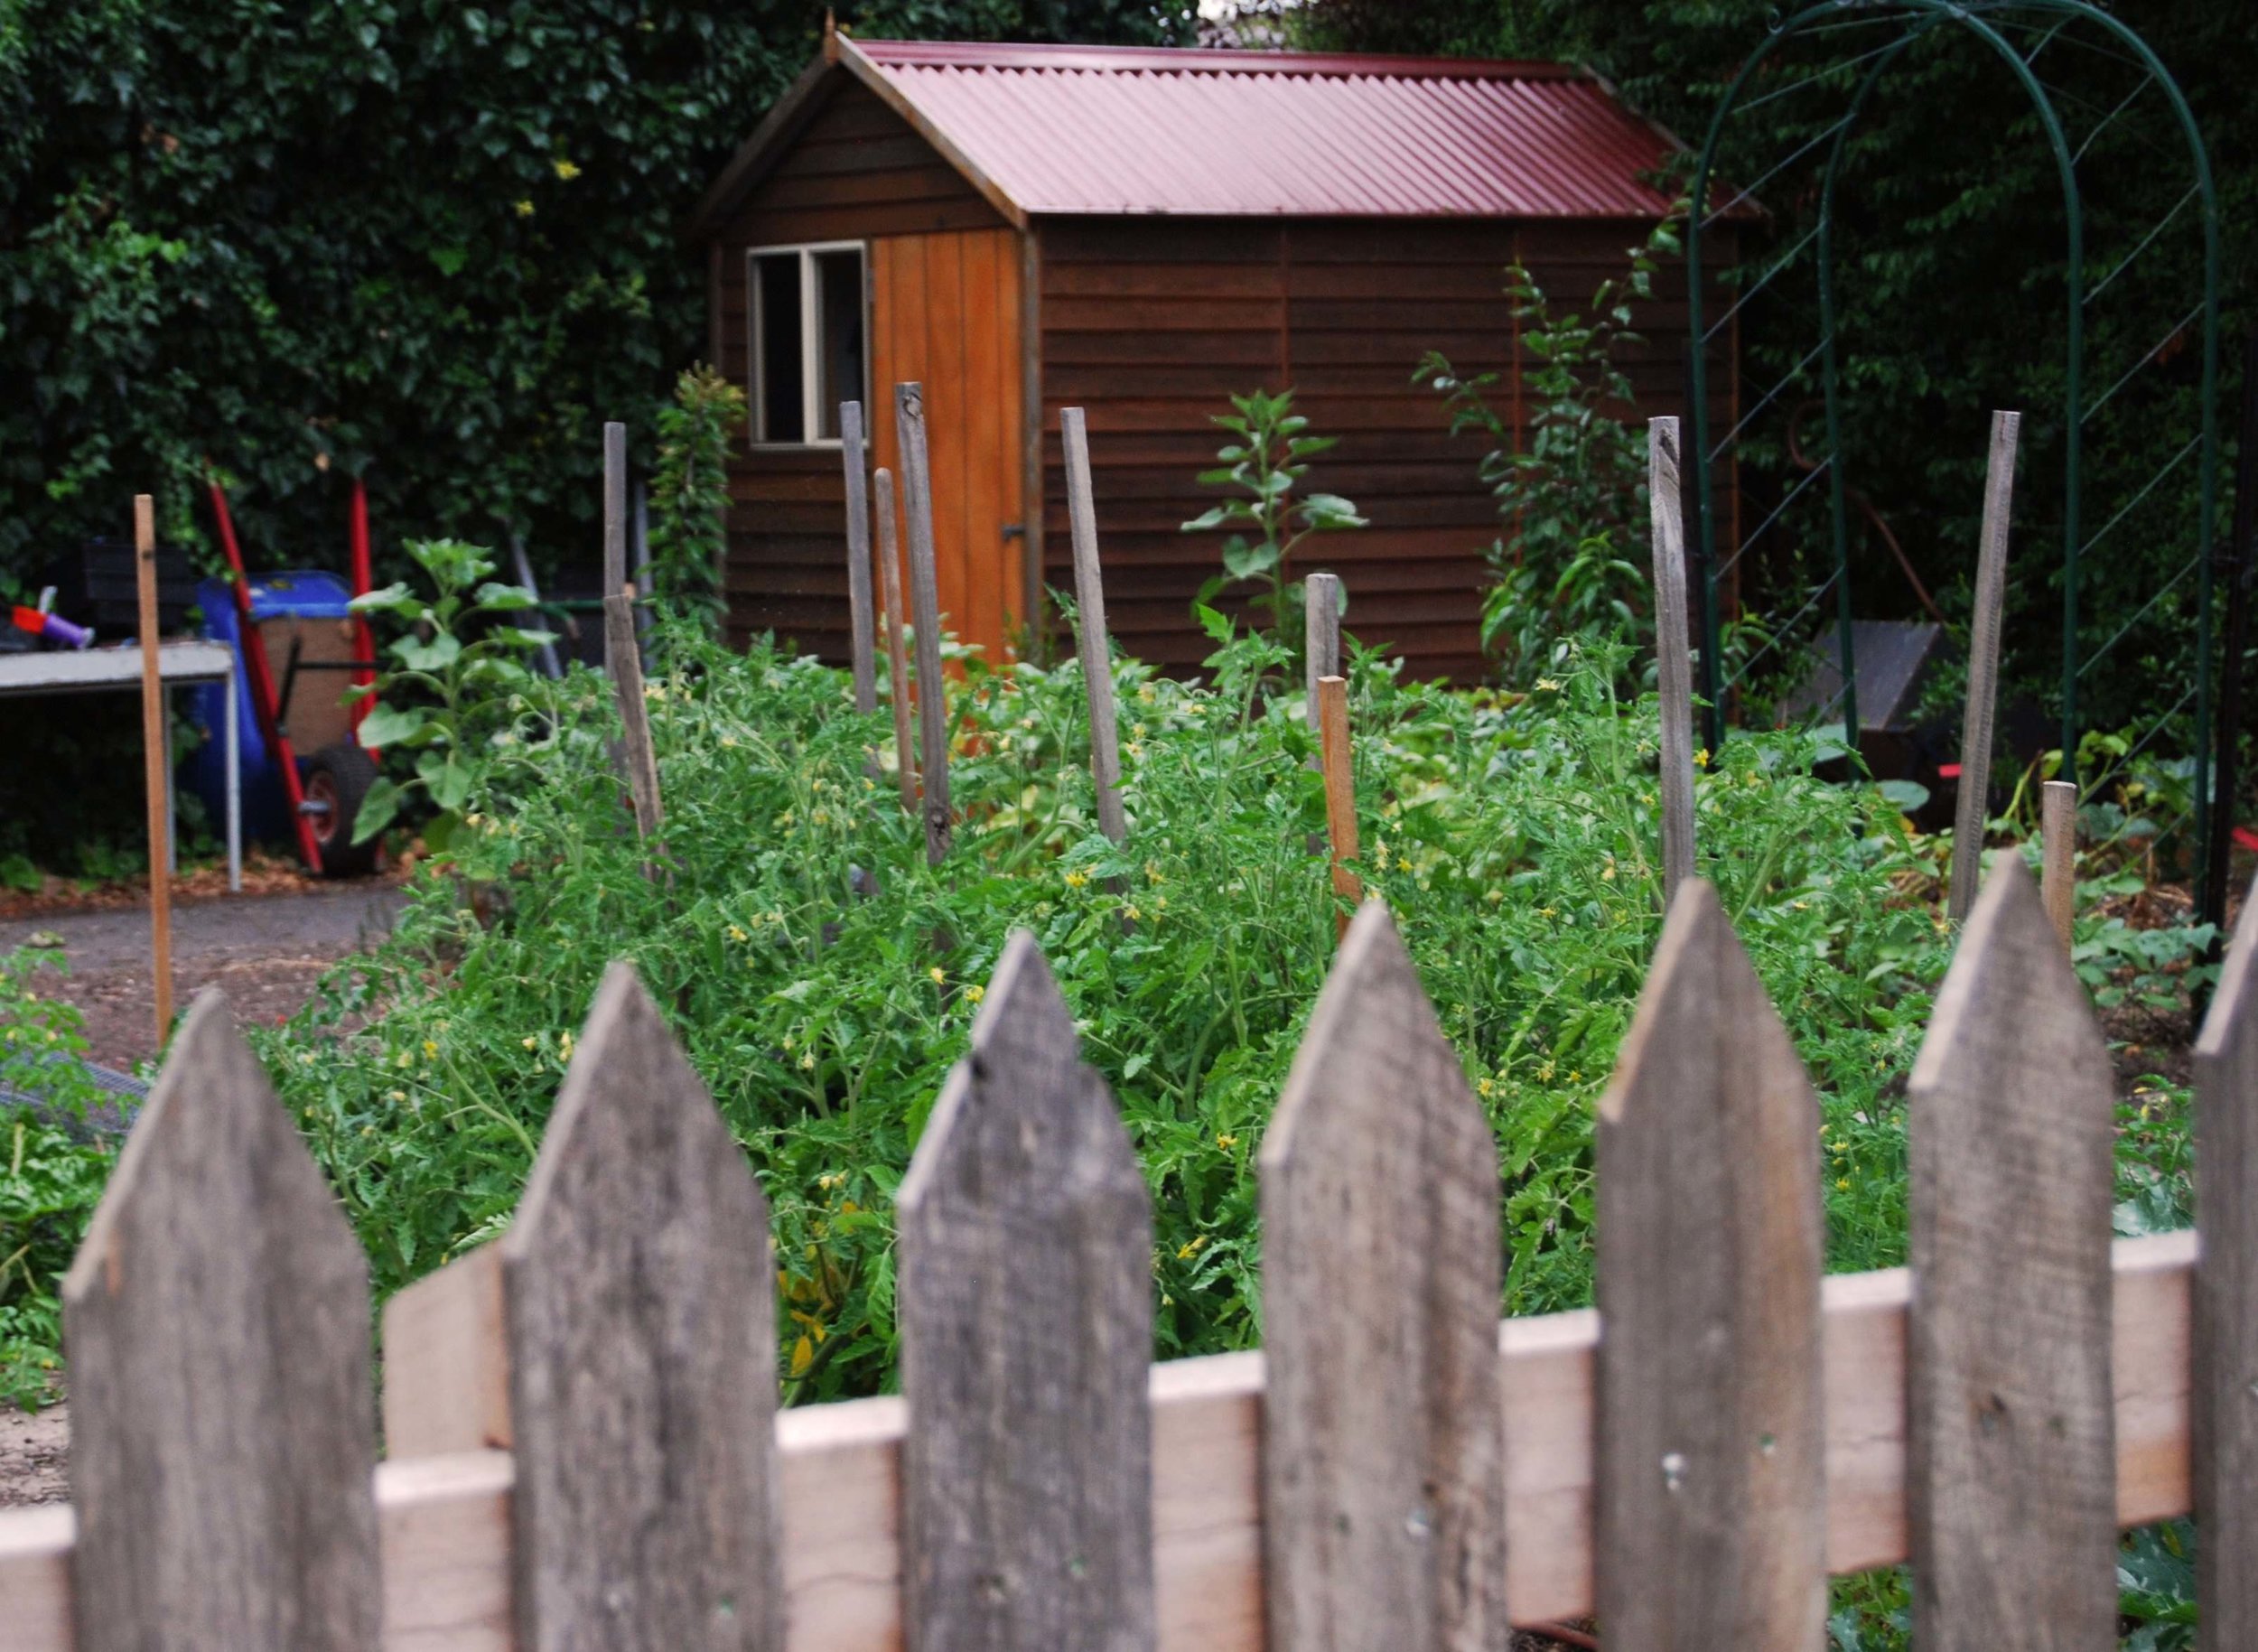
[0,1401,69,1508]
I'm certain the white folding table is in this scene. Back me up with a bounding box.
[0,641,241,891]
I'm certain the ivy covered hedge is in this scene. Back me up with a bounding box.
[0,0,1190,864]
[0,0,1189,582]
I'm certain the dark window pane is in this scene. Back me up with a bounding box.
[754,253,803,443]
[815,248,865,442]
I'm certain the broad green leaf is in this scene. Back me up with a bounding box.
[355,702,430,747]
[350,776,402,845]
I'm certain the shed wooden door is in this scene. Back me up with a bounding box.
[869,228,1025,668]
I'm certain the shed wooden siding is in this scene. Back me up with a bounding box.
[712,79,1006,658]
[1037,217,1737,682]
[866,229,1026,667]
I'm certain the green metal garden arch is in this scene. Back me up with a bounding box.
[1684,0,2223,912]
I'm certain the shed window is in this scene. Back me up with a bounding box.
[748,242,866,447]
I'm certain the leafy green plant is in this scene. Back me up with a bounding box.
[0,948,116,1411]
[1415,213,1682,682]
[647,364,747,639]
[348,538,557,851]
[1180,388,1365,658]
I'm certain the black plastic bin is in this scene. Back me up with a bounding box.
[44,537,199,634]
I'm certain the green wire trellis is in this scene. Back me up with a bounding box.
[1684,0,2222,919]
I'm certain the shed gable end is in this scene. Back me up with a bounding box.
[718,79,1003,249]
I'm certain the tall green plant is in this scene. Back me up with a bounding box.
[647,364,746,639]
[349,539,556,852]
[1415,214,1680,682]
[1180,388,1365,656]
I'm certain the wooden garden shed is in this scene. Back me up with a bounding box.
[687,28,1735,681]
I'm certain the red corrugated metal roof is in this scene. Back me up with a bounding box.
[844,38,1682,220]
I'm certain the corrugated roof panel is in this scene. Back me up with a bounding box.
[852,40,1682,219]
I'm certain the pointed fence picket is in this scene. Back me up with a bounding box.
[5,862,2252,1652]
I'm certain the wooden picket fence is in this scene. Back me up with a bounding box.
[3,855,2256,1649]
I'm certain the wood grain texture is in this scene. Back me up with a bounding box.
[896,381,953,863]
[0,1234,2203,1652]
[1908,854,2116,1651]
[501,964,781,1652]
[1259,902,1507,1652]
[1317,677,1361,929]
[839,400,878,716]
[2197,873,2258,1646]
[896,931,1155,1652]
[1595,879,1824,1649]
[61,991,381,1651]
[2042,779,2076,946]
[1303,571,1341,733]
[875,465,919,814]
[135,494,173,1035]
[603,589,665,845]
[1948,410,2020,921]
[381,1243,509,1459]
[1061,406,1126,845]
[604,422,630,602]
[1647,419,1696,903]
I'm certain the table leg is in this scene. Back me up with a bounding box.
[224,662,241,893]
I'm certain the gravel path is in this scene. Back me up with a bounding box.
[2,883,408,1069]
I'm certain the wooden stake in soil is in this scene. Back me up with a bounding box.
[135,493,173,1044]
[874,466,919,816]
[1304,571,1342,733]
[1948,410,2021,922]
[2042,779,2076,947]
[1060,407,1126,845]
[1648,417,1697,904]
[602,421,629,628]
[1317,675,1360,938]
[603,583,664,849]
[896,383,951,865]
[839,400,878,719]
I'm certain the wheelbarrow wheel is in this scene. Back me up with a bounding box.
[303,742,380,878]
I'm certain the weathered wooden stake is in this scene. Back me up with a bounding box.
[1061,407,1126,845]
[875,466,919,817]
[896,383,951,864]
[603,584,664,850]
[1648,417,1697,904]
[1317,675,1360,938]
[1303,570,1341,733]
[602,421,629,623]
[1948,410,2021,922]
[839,400,878,718]
[2196,872,2258,1647]
[2041,779,2076,947]
[135,493,173,1044]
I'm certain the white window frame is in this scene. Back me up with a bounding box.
[746,239,868,450]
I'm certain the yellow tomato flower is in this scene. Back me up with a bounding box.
[521,1036,537,1050]
[928,966,946,985]
[1217,1134,1238,1149]
[1063,869,1089,889]
[728,924,748,942]
[799,1051,816,1071]
[1477,1078,1495,1098]
[965,985,984,1005]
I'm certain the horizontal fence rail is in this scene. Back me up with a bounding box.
[0,857,2248,1651]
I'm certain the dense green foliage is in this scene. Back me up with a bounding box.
[1304,0,2253,751]
[248,612,1939,1402]
[645,364,745,637]
[0,0,1191,868]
